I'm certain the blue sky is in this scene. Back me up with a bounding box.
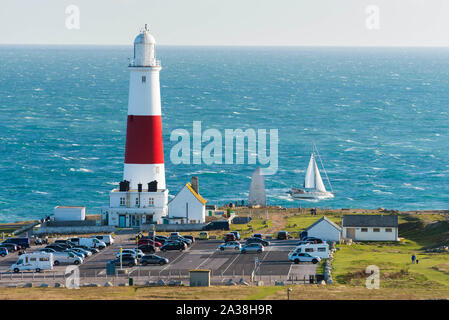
[1,0,449,46]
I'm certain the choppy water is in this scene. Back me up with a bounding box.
[1,45,449,222]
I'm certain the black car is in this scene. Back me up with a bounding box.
[111,255,137,267]
[45,244,68,252]
[154,236,168,244]
[169,236,192,246]
[138,244,156,253]
[0,243,18,252]
[277,231,289,240]
[3,237,30,249]
[182,235,195,243]
[161,241,186,252]
[246,237,270,246]
[140,254,168,266]
[54,240,75,248]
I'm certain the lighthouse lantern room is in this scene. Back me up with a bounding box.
[102,26,168,227]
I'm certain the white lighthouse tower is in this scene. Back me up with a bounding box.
[102,26,169,228]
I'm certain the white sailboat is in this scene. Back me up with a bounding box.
[288,146,334,200]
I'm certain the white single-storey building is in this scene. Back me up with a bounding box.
[166,178,207,224]
[54,206,86,221]
[342,215,399,241]
[101,182,168,228]
[303,216,342,242]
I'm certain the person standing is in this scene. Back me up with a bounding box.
[411,254,416,264]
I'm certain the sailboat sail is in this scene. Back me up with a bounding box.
[304,154,316,189]
[314,160,327,192]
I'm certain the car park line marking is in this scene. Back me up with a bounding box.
[219,252,242,276]
[159,249,188,273]
[194,248,217,269]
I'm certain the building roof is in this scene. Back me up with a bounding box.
[185,183,207,205]
[305,216,342,231]
[342,215,398,227]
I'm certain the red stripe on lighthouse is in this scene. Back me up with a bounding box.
[124,115,164,164]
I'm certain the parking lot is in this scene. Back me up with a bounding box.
[0,235,318,286]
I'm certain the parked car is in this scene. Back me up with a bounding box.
[3,237,30,249]
[78,237,106,249]
[110,256,137,267]
[154,235,168,244]
[71,247,92,257]
[65,249,85,259]
[74,245,99,254]
[40,247,57,254]
[138,238,162,247]
[0,247,8,257]
[0,243,18,252]
[183,235,195,243]
[91,235,114,246]
[53,251,83,265]
[45,244,68,252]
[140,254,168,266]
[169,232,180,238]
[199,231,209,240]
[230,231,241,240]
[218,241,241,251]
[240,243,264,254]
[138,244,156,254]
[160,241,186,252]
[169,236,192,246]
[253,233,263,239]
[224,233,236,242]
[54,239,75,248]
[277,231,289,240]
[246,237,270,246]
[11,253,53,273]
[300,237,324,244]
[288,252,321,264]
[116,249,144,259]
[296,239,324,246]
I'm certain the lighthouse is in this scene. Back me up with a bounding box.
[102,26,169,227]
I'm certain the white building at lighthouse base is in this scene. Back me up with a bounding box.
[101,187,168,228]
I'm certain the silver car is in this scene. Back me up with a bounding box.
[240,243,264,254]
[218,241,241,251]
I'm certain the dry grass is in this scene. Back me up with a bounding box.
[0,284,447,300]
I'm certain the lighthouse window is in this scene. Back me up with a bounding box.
[149,198,154,207]
[135,198,140,206]
[120,197,125,206]
[142,76,146,83]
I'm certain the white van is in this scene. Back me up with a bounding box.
[79,237,106,249]
[294,242,329,259]
[11,253,53,273]
[53,251,83,265]
[90,235,114,246]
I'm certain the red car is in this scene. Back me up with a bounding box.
[138,238,162,247]
[224,233,236,242]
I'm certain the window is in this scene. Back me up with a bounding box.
[373,228,380,232]
[120,197,125,206]
[142,76,146,83]
[361,228,368,232]
[385,228,392,232]
[318,247,326,252]
[39,257,49,261]
[135,198,139,206]
[149,198,154,207]
[305,248,314,253]
[30,258,36,262]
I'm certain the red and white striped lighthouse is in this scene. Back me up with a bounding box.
[123,25,166,190]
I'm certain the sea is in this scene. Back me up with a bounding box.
[1,45,449,222]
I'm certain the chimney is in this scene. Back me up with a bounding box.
[191,176,199,194]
